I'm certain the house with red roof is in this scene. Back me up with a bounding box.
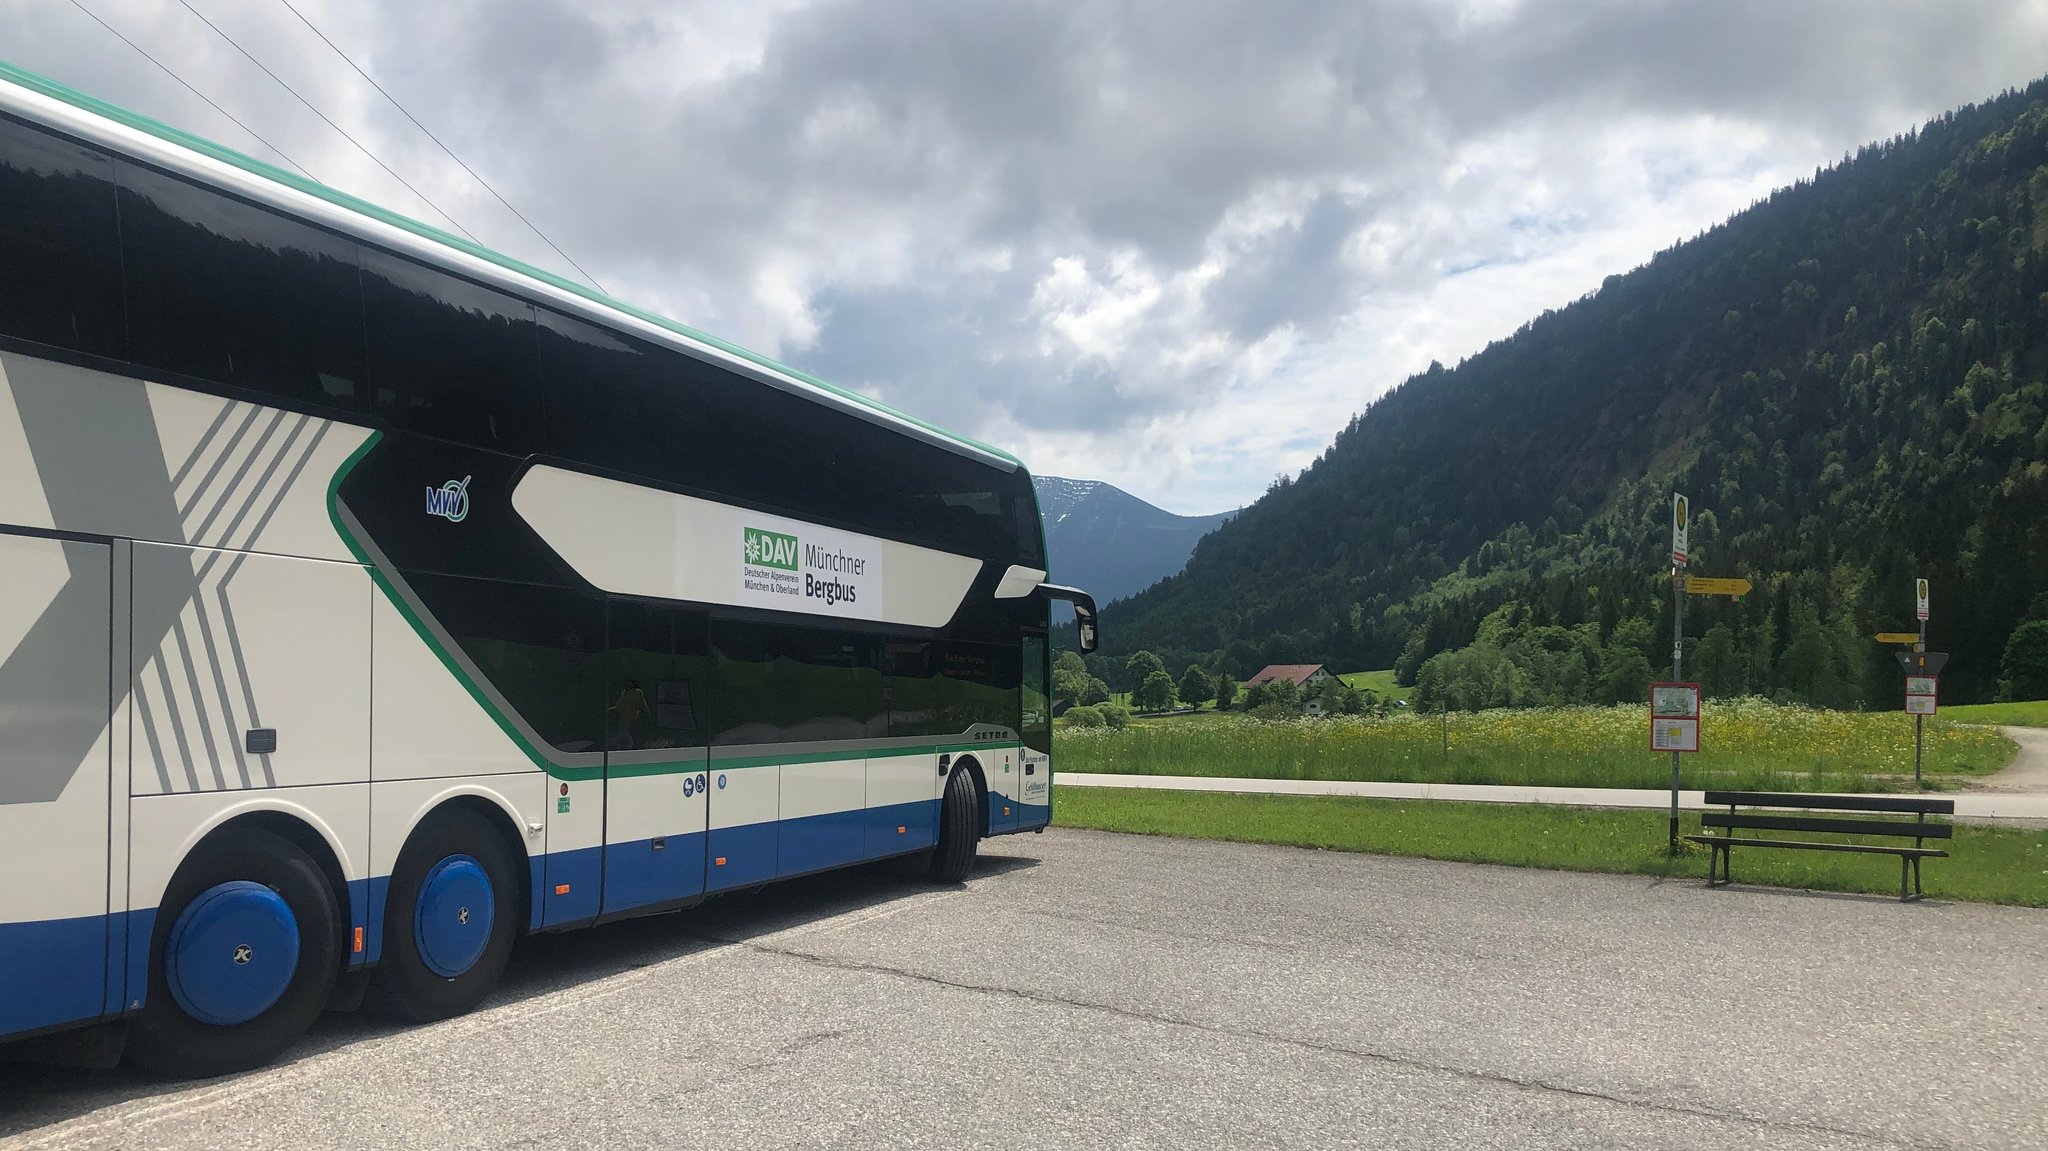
[1243,663,1336,715]
[1243,663,1332,690]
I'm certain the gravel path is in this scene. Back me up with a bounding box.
[1968,726,2048,793]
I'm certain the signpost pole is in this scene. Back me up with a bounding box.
[1668,493,1688,855]
[1915,578,1929,789]
[1670,569,1683,852]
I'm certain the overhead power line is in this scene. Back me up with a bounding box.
[273,0,611,293]
[173,0,481,244]
[66,0,316,179]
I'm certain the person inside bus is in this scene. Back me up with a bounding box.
[607,678,650,750]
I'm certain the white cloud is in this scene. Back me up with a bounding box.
[4,0,2046,516]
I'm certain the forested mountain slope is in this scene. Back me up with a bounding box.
[1098,77,2048,707]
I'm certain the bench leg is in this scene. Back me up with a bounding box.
[1912,856,1925,900]
[1899,856,1909,901]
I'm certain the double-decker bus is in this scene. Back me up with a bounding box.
[0,61,1097,1077]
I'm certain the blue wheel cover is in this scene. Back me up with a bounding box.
[414,855,494,978]
[165,880,302,1027]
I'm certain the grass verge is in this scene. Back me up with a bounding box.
[1052,787,2048,907]
[1941,700,2048,728]
[1056,700,2017,793]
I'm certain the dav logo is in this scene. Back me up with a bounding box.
[743,526,799,571]
[425,476,472,524]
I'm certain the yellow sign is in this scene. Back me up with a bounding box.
[1874,632,1921,645]
[1683,576,1751,597]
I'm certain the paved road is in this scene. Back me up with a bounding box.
[4,830,2045,1150]
[1062,771,2048,821]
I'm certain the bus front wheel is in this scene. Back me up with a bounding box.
[930,764,981,882]
[128,830,342,1078]
[367,807,519,1022]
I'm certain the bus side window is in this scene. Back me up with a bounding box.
[407,572,607,753]
[361,249,541,453]
[709,621,885,745]
[117,158,365,413]
[0,114,126,358]
[538,309,699,480]
[605,600,709,751]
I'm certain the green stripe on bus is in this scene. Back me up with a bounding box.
[612,742,1022,777]
[325,431,604,783]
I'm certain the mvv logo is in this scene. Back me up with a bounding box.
[425,476,472,523]
[743,526,799,571]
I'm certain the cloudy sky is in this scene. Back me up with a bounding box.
[5,1,2047,512]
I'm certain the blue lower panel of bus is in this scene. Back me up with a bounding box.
[1013,801,1050,830]
[707,821,777,892]
[2,797,976,1042]
[779,807,868,877]
[542,846,603,928]
[602,832,708,916]
[705,800,940,894]
[0,909,144,1037]
[867,798,939,856]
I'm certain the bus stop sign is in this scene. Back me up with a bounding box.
[1895,651,1948,676]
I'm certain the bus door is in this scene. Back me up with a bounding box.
[599,601,710,918]
[1018,635,1052,827]
[0,532,116,1035]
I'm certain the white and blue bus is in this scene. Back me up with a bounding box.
[0,61,1097,1076]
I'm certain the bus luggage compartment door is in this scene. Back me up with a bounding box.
[0,532,114,1037]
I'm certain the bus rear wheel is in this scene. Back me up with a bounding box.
[368,808,519,1022]
[128,830,342,1078]
[930,764,981,882]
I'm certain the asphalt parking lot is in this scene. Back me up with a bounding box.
[4,828,2045,1150]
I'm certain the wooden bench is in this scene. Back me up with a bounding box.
[1683,791,1955,901]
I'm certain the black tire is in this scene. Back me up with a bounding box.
[930,764,981,882]
[128,830,342,1078]
[367,808,519,1023]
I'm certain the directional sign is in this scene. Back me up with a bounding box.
[1874,632,1921,645]
[1684,576,1751,597]
[1895,651,1949,676]
[1916,578,1930,621]
[1671,494,1689,568]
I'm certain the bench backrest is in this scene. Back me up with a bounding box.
[1701,791,1955,815]
[1700,791,1955,841]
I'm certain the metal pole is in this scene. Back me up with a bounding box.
[1670,568,1683,853]
[1916,612,1927,789]
[1441,705,1448,757]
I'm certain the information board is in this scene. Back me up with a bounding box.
[1649,682,1701,753]
[1652,718,1699,752]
